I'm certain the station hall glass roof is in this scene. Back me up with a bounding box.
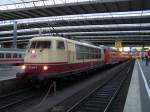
[0,0,150,46]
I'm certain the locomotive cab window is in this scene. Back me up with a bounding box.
[30,41,51,49]
[30,41,36,48]
[57,41,65,49]
[36,41,51,49]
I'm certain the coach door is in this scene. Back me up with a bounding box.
[67,42,74,63]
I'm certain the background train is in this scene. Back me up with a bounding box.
[0,48,24,65]
[18,36,130,81]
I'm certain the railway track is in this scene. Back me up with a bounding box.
[0,88,35,111]
[65,61,133,112]
[0,61,132,112]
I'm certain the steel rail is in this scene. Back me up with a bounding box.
[66,61,132,112]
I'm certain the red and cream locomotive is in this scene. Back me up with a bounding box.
[18,36,128,81]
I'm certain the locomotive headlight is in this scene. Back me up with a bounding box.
[43,66,48,70]
[31,50,35,54]
[21,65,26,70]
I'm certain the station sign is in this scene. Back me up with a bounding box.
[115,40,122,49]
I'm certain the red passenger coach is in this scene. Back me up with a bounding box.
[103,47,126,64]
[147,49,150,61]
[103,47,111,64]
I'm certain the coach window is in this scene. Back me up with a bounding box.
[76,45,80,59]
[91,48,93,59]
[84,47,89,59]
[6,53,11,58]
[0,53,4,58]
[98,50,101,58]
[57,41,65,49]
[19,54,22,58]
[89,48,92,59]
[95,49,97,58]
[80,46,84,59]
[96,49,99,58]
[13,53,17,58]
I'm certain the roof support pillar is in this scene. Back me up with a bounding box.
[13,21,17,49]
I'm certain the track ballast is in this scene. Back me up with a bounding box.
[66,61,134,112]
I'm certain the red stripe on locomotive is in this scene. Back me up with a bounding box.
[24,61,103,74]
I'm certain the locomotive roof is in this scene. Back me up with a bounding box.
[30,36,102,49]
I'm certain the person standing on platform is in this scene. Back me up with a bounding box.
[141,51,145,61]
[145,54,148,66]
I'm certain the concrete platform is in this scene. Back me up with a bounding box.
[0,65,22,81]
[124,60,150,112]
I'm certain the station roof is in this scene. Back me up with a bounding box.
[0,0,150,46]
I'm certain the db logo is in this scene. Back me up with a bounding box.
[31,54,37,58]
